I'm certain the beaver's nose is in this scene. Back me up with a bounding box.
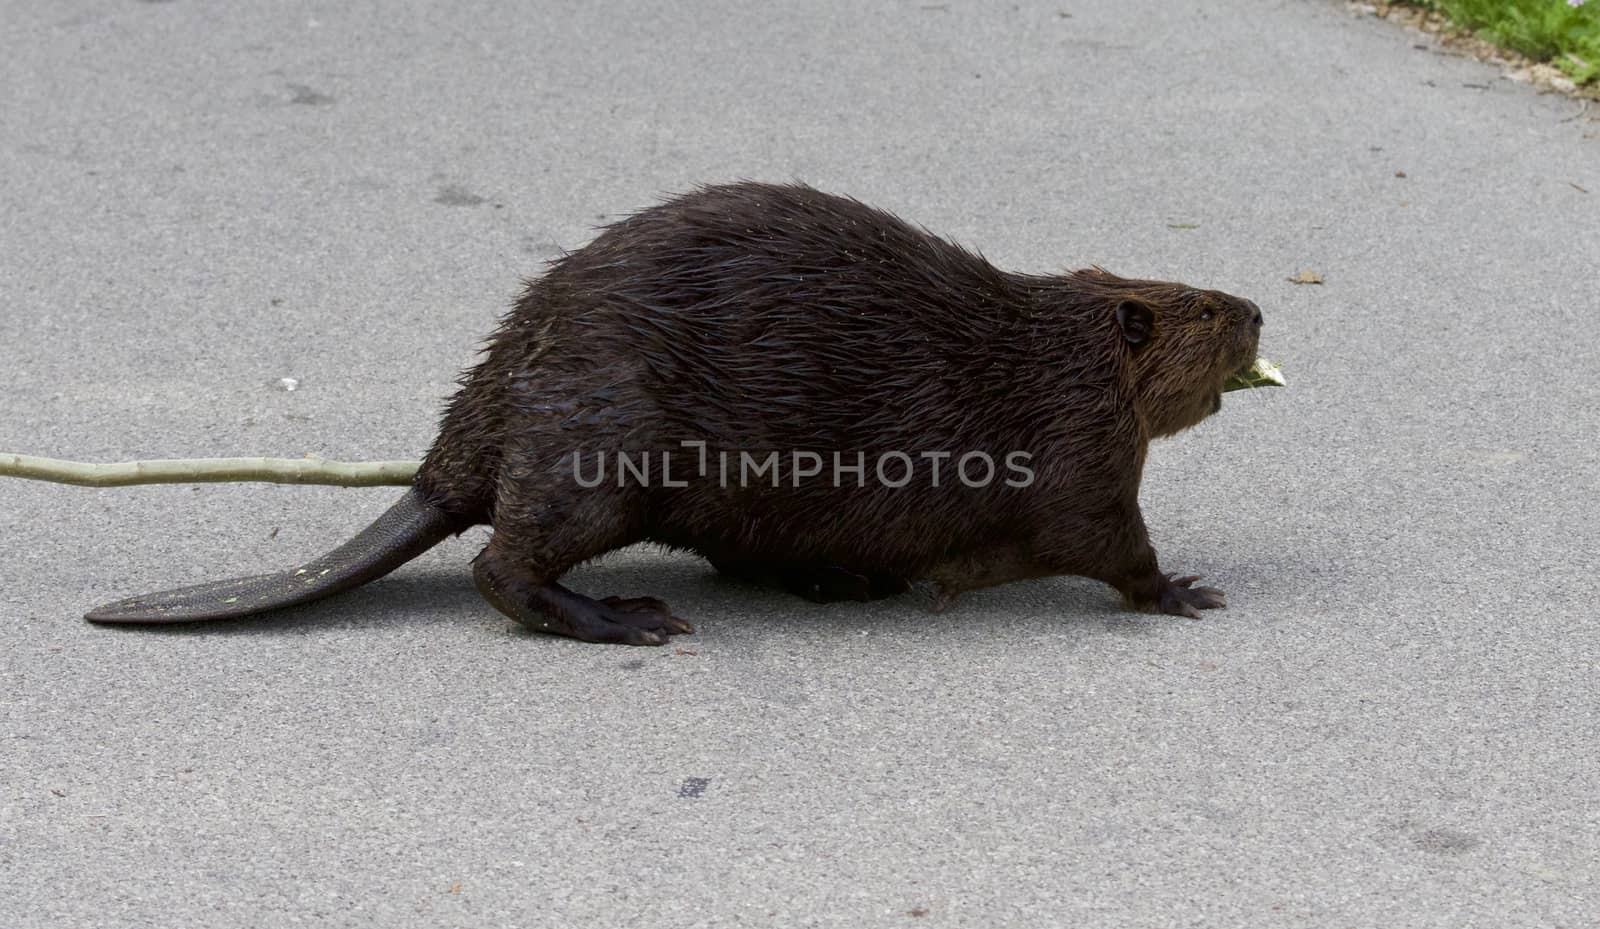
[1245,300,1263,329]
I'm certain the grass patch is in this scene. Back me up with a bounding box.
[1409,0,1600,84]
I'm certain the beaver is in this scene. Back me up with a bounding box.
[85,181,1263,645]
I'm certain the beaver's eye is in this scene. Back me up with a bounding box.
[1200,308,1214,321]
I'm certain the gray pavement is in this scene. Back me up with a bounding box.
[3,1,1597,926]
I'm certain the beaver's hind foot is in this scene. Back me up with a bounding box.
[474,553,692,646]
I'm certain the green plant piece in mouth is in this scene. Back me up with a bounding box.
[1223,358,1285,392]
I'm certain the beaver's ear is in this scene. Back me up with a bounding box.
[1116,300,1154,346]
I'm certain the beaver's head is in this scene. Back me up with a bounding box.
[1084,271,1262,438]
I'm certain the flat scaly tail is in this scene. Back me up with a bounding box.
[85,488,458,623]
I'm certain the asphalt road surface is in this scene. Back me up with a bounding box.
[3,1,1596,926]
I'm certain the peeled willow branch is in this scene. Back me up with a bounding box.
[0,454,418,488]
[1223,357,1285,392]
[5,361,1281,489]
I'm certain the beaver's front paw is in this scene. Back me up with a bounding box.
[1158,573,1226,619]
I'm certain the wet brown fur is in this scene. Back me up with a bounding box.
[410,181,1262,643]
